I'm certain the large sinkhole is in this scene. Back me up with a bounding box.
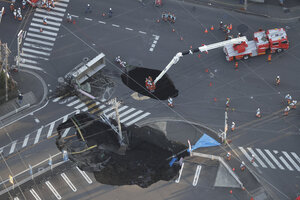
[121,66,179,100]
[56,113,188,188]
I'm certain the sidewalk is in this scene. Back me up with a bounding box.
[182,0,300,21]
[0,69,47,123]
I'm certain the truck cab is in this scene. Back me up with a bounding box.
[266,28,289,53]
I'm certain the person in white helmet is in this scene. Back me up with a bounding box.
[240,161,246,171]
[108,7,112,17]
[256,108,261,118]
[275,75,280,86]
[85,4,91,13]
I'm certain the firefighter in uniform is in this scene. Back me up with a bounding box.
[67,13,72,23]
[17,8,22,21]
[226,152,231,161]
[284,106,290,116]
[171,14,176,23]
[256,108,261,118]
[231,122,235,131]
[285,94,292,104]
[275,75,280,86]
[145,76,155,92]
[290,100,297,109]
[13,9,17,19]
[162,12,167,21]
[168,97,173,108]
[22,0,26,9]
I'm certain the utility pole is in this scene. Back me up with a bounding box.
[108,98,124,145]
[3,43,11,102]
[220,111,228,143]
[244,0,248,10]
[16,30,24,71]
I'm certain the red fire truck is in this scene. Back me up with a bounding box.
[223,28,289,61]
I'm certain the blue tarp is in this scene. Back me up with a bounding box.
[188,133,220,152]
[169,157,178,167]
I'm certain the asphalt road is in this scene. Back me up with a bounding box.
[0,0,300,199]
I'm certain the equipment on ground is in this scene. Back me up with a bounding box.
[223,28,289,61]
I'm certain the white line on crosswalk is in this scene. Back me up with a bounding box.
[36,8,65,17]
[118,108,136,118]
[81,106,89,112]
[54,2,68,7]
[291,152,300,164]
[139,31,147,34]
[62,115,68,123]
[22,47,51,56]
[247,148,267,168]
[98,21,106,24]
[31,21,60,31]
[22,58,38,64]
[175,163,184,183]
[47,122,55,138]
[74,103,86,109]
[102,106,114,114]
[84,17,93,21]
[34,12,63,22]
[62,127,71,138]
[238,147,259,167]
[126,112,151,126]
[112,24,120,27]
[67,99,80,107]
[279,155,293,171]
[19,63,44,71]
[23,42,52,51]
[45,181,62,199]
[27,32,56,41]
[34,127,43,144]
[32,17,61,27]
[192,165,202,186]
[20,53,49,61]
[25,37,55,46]
[30,189,41,200]
[22,134,30,148]
[52,96,62,102]
[282,151,300,171]
[13,197,20,200]
[76,166,92,184]
[256,148,276,169]
[9,141,17,154]
[264,149,284,170]
[58,0,69,2]
[29,27,58,36]
[120,110,143,123]
[52,6,66,12]
[61,173,77,192]
[107,106,128,118]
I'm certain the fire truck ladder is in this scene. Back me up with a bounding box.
[153,36,247,85]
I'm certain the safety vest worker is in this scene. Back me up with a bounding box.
[256,108,261,118]
[168,97,173,107]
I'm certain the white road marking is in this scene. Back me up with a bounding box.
[120,110,143,123]
[25,37,55,46]
[118,108,136,118]
[14,197,20,200]
[71,15,79,18]
[62,127,71,138]
[98,20,106,24]
[22,47,51,56]
[84,17,93,21]
[29,27,58,36]
[36,8,65,17]
[19,63,44,71]
[67,99,80,107]
[107,106,128,118]
[256,148,276,169]
[238,147,258,167]
[27,32,56,41]
[247,147,267,168]
[125,27,133,31]
[102,106,114,114]
[279,155,294,171]
[32,18,61,27]
[112,24,120,27]
[34,127,43,144]
[264,149,284,170]
[126,112,151,126]
[52,97,61,102]
[47,122,55,138]
[9,141,17,154]
[54,2,68,7]
[61,173,77,192]
[22,134,30,148]
[23,42,52,51]
[30,189,41,200]
[31,22,60,31]
[58,0,69,2]
[34,118,40,123]
[76,166,92,184]
[45,181,62,199]
[175,162,184,183]
[52,6,66,12]
[192,165,202,186]
[22,58,38,64]
[291,152,300,164]
[138,31,146,34]
[33,13,62,22]
[62,115,68,123]
[20,53,49,61]
[282,151,300,171]
[74,103,86,109]
[149,48,153,52]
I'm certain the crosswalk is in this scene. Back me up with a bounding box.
[20,0,69,71]
[0,110,79,159]
[52,96,151,127]
[239,147,300,172]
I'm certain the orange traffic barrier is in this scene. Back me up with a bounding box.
[268,54,272,62]
[204,28,208,33]
[210,25,214,30]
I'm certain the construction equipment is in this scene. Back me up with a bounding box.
[147,37,247,90]
[223,28,289,61]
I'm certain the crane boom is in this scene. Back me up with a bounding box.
[153,36,247,85]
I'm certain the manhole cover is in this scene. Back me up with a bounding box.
[237,24,248,34]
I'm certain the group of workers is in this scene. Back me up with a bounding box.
[41,0,55,11]
[219,21,243,40]
[10,0,26,21]
[161,12,176,23]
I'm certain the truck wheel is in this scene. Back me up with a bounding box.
[243,55,249,60]
[276,48,283,53]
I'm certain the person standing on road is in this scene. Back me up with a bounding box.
[284,106,290,116]
[43,16,48,25]
[22,0,26,9]
[285,94,292,104]
[231,122,235,131]
[18,93,23,104]
[275,75,280,86]
[13,9,17,19]
[251,154,255,163]
[168,97,173,108]
[85,4,91,13]
[256,108,261,118]
[66,13,72,23]
[240,161,245,171]
[226,98,230,107]
[108,7,112,17]
[226,152,231,161]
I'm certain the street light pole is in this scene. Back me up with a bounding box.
[244,0,248,10]
[16,30,23,71]
[222,111,228,143]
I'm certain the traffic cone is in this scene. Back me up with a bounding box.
[230,190,233,194]
[235,62,238,70]
[250,197,254,200]
[172,28,175,32]
[157,19,160,23]
[229,24,232,30]
[210,25,214,30]
[204,28,208,33]
[232,168,235,171]
[73,20,76,24]
[214,98,217,102]
[209,82,212,87]
[205,68,209,72]
[198,54,201,58]
[268,54,272,62]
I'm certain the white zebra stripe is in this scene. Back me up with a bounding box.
[34,13,63,22]
[27,32,56,41]
[282,151,300,171]
[256,148,276,169]
[118,108,135,118]
[125,112,151,126]
[247,147,267,168]
[67,99,80,107]
[54,2,68,7]
[51,6,66,12]
[36,8,65,17]
[22,47,51,56]
[264,149,285,170]
[25,37,55,46]
[106,106,128,118]
[291,152,300,164]
[32,17,61,27]
[22,58,37,64]
[20,53,49,61]
[120,110,143,123]
[19,63,44,71]
[23,42,53,51]
[278,155,293,171]
[238,147,258,167]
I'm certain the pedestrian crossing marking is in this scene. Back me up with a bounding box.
[238,147,259,167]
[30,22,60,31]
[23,42,53,51]
[264,149,285,170]
[74,103,86,110]
[282,151,300,171]
[247,148,268,168]
[67,99,80,107]
[19,63,44,71]
[29,27,58,36]
[256,148,276,169]
[27,32,56,41]
[118,108,136,118]
[22,58,38,64]
[126,112,151,126]
[34,127,43,144]
[107,106,128,118]
[90,104,105,114]
[9,141,17,154]
[291,152,300,164]
[36,8,65,17]
[51,7,66,13]
[32,18,61,27]
[120,110,143,123]
[25,37,55,46]
[54,2,68,7]
[20,53,49,61]
[34,13,63,22]
[22,134,30,148]
[279,156,294,171]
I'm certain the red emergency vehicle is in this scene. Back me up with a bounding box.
[223,28,289,61]
[27,0,39,7]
